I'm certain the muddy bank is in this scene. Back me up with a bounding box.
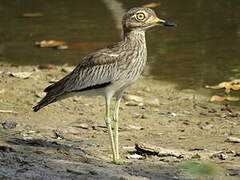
[0,62,240,179]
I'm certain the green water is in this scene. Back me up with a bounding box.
[0,0,239,89]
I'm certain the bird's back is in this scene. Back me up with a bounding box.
[33,30,147,112]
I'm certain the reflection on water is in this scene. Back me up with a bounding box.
[0,0,239,89]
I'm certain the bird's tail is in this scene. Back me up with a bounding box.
[33,95,56,112]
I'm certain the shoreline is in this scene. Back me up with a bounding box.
[0,62,239,179]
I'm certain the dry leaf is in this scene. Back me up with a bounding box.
[143,2,160,8]
[210,95,240,102]
[206,79,240,93]
[210,95,226,102]
[35,40,96,51]
[226,96,240,101]
[35,40,66,48]
[23,13,43,17]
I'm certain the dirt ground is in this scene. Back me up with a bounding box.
[0,62,240,180]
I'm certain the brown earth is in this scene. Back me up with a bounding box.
[0,62,239,180]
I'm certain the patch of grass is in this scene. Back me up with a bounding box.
[179,160,223,178]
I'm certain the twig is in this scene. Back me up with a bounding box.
[0,110,18,113]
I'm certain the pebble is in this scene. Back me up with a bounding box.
[1,121,18,129]
[122,146,135,150]
[66,127,80,134]
[35,92,46,98]
[145,98,160,107]
[9,72,32,79]
[143,87,151,92]
[126,153,145,159]
[53,130,64,139]
[74,123,89,129]
[61,67,74,73]
[0,89,5,94]
[126,125,144,130]
[38,64,55,70]
[226,136,240,143]
[123,94,143,103]
[125,101,144,106]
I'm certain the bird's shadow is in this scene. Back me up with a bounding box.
[6,138,87,155]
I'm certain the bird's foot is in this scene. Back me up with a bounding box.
[113,158,125,165]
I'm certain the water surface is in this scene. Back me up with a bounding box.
[0,0,239,89]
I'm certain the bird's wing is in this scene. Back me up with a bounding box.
[33,48,121,112]
[44,50,119,95]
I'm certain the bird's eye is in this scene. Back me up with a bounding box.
[135,12,146,21]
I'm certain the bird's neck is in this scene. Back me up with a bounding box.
[123,30,146,45]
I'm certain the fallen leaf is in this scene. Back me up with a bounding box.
[206,79,240,93]
[210,95,226,102]
[35,40,96,51]
[35,40,66,48]
[210,95,240,102]
[143,2,160,8]
[23,13,43,17]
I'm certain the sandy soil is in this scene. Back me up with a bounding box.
[0,62,239,180]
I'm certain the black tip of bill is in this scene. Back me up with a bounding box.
[162,21,176,27]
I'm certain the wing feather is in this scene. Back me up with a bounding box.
[33,50,119,111]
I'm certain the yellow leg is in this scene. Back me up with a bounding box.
[113,98,121,160]
[105,97,117,162]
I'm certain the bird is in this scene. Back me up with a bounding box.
[33,7,175,164]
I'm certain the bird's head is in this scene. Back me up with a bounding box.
[122,7,175,32]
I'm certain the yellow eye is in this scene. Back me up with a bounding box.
[136,12,146,21]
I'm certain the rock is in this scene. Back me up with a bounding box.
[38,64,55,69]
[145,98,160,107]
[1,121,18,129]
[143,87,151,92]
[9,72,32,79]
[0,146,16,152]
[66,127,80,134]
[123,94,143,103]
[126,125,144,130]
[75,123,89,129]
[126,153,145,159]
[218,153,228,160]
[73,97,82,102]
[122,146,135,151]
[0,89,5,94]
[61,67,74,73]
[35,91,46,98]
[70,119,96,130]
[225,136,240,143]
[159,112,177,117]
[53,130,64,139]
[125,101,144,106]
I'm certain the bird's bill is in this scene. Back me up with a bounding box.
[147,17,176,27]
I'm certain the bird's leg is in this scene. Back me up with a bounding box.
[105,96,117,162]
[113,98,121,160]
